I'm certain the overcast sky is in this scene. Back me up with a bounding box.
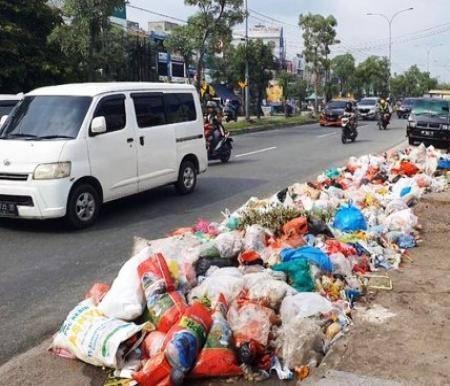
[127,0,450,82]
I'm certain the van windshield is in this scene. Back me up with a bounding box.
[413,99,449,116]
[0,96,92,140]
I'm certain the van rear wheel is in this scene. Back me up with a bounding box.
[175,160,197,195]
[65,183,100,229]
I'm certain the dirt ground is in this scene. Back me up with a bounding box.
[314,191,450,386]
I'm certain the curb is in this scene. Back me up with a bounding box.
[228,119,319,135]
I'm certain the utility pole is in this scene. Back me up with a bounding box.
[367,8,413,95]
[244,0,250,120]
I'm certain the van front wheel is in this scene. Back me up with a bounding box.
[175,160,197,195]
[65,183,100,229]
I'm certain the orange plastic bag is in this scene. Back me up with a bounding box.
[400,161,419,177]
[84,282,110,305]
[281,217,308,248]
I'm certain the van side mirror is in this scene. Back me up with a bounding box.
[0,115,8,127]
[91,116,107,135]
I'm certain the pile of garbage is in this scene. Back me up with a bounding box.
[50,144,450,385]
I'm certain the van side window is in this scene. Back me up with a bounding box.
[132,94,166,128]
[93,96,126,133]
[164,93,197,124]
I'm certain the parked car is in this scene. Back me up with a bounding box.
[0,94,22,119]
[397,97,417,119]
[0,82,207,228]
[357,97,379,120]
[320,99,355,127]
[407,97,450,150]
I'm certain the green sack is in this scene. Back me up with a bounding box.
[272,259,315,292]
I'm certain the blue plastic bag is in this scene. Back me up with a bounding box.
[437,157,450,170]
[280,245,333,272]
[333,203,367,233]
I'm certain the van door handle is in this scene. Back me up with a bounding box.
[139,136,145,146]
[127,138,134,143]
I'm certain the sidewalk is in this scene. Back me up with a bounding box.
[1,191,449,386]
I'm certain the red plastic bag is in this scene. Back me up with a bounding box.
[325,240,357,257]
[134,302,213,386]
[400,161,419,177]
[84,282,110,305]
[144,291,187,333]
[239,250,263,265]
[141,331,166,359]
[138,253,175,299]
[189,294,242,378]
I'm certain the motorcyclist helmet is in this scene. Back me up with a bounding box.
[207,101,217,108]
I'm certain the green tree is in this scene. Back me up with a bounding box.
[299,13,338,110]
[184,0,244,88]
[230,40,275,117]
[50,0,125,81]
[390,65,438,99]
[287,78,308,104]
[165,25,196,80]
[355,56,390,97]
[331,53,356,97]
[277,71,294,100]
[0,0,69,93]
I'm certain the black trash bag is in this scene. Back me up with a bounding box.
[308,218,334,237]
[195,256,238,276]
[276,187,288,203]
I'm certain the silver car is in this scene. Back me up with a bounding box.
[357,97,379,120]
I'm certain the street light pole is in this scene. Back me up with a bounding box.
[367,8,413,94]
[244,0,250,120]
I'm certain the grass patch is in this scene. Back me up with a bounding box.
[225,114,318,132]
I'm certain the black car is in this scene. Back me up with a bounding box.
[320,100,354,126]
[407,98,450,150]
[397,98,416,119]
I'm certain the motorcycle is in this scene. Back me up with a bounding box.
[204,122,233,163]
[223,103,238,122]
[341,113,358,144]
[378,112,390,130]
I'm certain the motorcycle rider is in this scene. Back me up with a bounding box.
[204,101,224,152]
[377,98,391,124]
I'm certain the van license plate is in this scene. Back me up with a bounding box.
[0,202,18,216]
[421,130,433,137]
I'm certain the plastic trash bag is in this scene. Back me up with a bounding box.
[243,271,297,309]
[134,302,212,386]
[189,294,242,378]
[438,157,450,170]
[214,231,243,258]
[51,298,148,369]
[138,253,175,299]
[280,246,333,272]
[272,259,315,292]
[99,247,152,321]
[188,267,244,304]
[281,217,308,247]
[330,252,353,277]
[276,315,324,370]
[243,224,268,252]
[333,203,367,233]
[85,282,111,306]
[385,208,418,232]
[227,302,275,365]
[280,293,333,322]
[141,330,166,358]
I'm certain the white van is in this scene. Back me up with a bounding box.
[0,83,207,228]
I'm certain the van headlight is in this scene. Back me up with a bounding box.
[33,162,71,180]
[441,124,450,130]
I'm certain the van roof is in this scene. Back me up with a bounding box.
[0,94,22,101]
[27,82,196,97]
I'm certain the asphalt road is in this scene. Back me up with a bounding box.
[0,118,407,365]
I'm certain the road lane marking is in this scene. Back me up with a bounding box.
[317,132,337,139]
[235,146,277,158]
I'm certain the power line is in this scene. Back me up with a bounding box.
[249,8,299,29]
[127,4,189,25]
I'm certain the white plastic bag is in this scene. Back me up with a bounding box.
[244,271,297,309]
[188,267,244,304]
[330,252,353,277]
[51,299,147,369]
[98,247,151,320]
[243,225,268,252]
[385,208,418,233]
[280,293,333,322]
[214,231,243,258]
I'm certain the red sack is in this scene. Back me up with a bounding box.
[189,294,242,378]
[138,253,175,299]
[144,291,187,333]
[84,282,110,305]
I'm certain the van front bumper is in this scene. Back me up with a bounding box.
[0,178,72,219]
